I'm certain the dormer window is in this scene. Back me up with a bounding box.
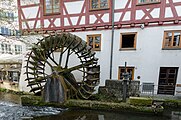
[90,0,109,10]
[44,0,60,15]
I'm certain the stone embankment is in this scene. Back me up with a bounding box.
[1,88,181,115]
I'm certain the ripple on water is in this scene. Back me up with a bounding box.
[0,101,19,106]
[0,101,65,120]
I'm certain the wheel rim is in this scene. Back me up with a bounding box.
[25,33,100,99]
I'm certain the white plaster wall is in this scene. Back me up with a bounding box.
[70,30,112,86]
[115,0,130,9]
[64,1,84,14]
[19,55,31,92]
[19,35,43,92]
[22,6,40,19]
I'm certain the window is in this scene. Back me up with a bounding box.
[90,0,109,10]
[137,0,160,4]
[118,67,134,80]
[7,44,11,54]
[1,43,11,54]
[15,45,22,54]
[120,33,137,50]
[163,31,181,49]
[87,34,101,51]
[44,0,60,15]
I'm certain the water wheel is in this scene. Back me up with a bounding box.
[25,33,100,99]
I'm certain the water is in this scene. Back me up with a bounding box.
[0,92,64,120]
[34,110,173,120]
[0,92,181,120]
[43,76,65,103]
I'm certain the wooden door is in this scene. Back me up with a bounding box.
[157,67,178,95]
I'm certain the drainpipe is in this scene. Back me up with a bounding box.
[109,0,115,79]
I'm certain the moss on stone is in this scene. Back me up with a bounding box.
[20,95,164,114]
[0,88,7,92]
[65,99,163,114]
[129,97,152,106]
[90,93,121,103]
[164,99,181,108]
[0,88,30,95]
[21,95,66,108]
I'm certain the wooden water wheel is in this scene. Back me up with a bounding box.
[25,33,100,99]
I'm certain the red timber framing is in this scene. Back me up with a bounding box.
[17,0,181,34]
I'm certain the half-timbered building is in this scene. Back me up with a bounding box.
[17,0,181,96]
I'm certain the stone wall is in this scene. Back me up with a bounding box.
[99,80,140,100]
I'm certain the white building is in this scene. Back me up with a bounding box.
[17,0,181,96]
[0,0,26,91]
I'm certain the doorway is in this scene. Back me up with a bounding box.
[157,67,178,95]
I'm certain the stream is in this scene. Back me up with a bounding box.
[0,92,180,120]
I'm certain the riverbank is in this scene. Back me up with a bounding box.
[0,93,172,120]
[21,95,164,115]
[1,88,181,115]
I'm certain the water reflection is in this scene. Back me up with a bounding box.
[34,109,172,120]
[171,111,181,120]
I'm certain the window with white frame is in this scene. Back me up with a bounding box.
[1,43,11,54]
[15,45,22,54]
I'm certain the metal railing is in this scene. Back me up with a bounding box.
[140,83,181,96]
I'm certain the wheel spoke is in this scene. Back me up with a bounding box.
[60,60,93,74]
[48,53,59,66]
[59,46,64,65]
[65,48,71,68]
[51,51,55,60]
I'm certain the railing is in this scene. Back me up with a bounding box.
[140,83,181,96]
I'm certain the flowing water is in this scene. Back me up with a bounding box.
[0,92,181,120]
[0,92,65,120]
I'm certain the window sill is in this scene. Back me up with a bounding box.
[119,48,136,51]
[89,7,110,12]
[136,1,161,6]
[162,48,181,50]
[44,12,60,16]
[92,49,101,51]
